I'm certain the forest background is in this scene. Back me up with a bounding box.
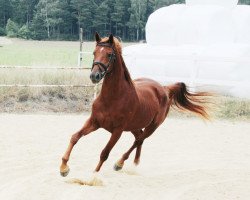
[1,0,250,41]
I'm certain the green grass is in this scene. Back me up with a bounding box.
[0,38,135,67]
[0,39,94,67]
[0,37,136,86]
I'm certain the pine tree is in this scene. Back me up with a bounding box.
[93,1,110,36]
[31,11,47,40]
[154,0,184,10]
[4,0,250,41]
[6,18,19,37]
[13,0,38,27]
[71,0,95,40]
[127,0,147,41]
[0,0,12,27]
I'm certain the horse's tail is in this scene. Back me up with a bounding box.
[165,82,211,120]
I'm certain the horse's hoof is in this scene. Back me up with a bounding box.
[60,166,70,177]
[134,159,140,166]
[113,162,123,171]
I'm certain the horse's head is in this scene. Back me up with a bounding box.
[90,32,120,84]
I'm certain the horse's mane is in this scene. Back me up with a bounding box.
[120,56,134,86]
[100,37,134,86]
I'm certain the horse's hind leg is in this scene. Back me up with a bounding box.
[114,140,143,171]
[114,122,160,171]
[113,130,142,171]
[134,143,143,165]
[132,130,144,165]
[60,117,98,177]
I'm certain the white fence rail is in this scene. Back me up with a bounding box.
[0,60,98,97]
[0,84,95,88]
[0,51,94,88]
[0,66,91,70]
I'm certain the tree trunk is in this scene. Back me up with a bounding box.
[136,28,139,41]
[45,0,50,38]
[78,11,81,35]
[116,22,117,35]
[26,4,29,26]
[3,12,6,26]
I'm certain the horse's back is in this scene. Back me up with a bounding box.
[134,78,160,85]
[134,78,166,97]
[133,78,168,108]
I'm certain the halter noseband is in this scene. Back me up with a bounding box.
[92,42,116,78]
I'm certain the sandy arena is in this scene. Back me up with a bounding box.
[0,114,250,200]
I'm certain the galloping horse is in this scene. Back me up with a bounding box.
[60,33,210,176]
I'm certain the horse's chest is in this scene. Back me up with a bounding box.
[92,96,136,132]
[96,111,125,131]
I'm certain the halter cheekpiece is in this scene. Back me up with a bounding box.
[92,42,116,78]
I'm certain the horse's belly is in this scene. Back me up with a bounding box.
[124,105,156,131]
[125,120,152,131]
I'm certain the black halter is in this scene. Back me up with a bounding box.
[92,42,116,78]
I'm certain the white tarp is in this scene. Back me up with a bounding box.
[123,2,250,98]
[146,5,235,46]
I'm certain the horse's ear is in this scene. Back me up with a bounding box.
[95,32,101,42]
[109,34,114,44]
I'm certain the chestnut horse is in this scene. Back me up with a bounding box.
[60,33,210,176]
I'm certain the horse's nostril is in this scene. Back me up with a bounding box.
[95,73,100,80]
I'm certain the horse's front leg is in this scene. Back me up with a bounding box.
[94,130,123,172]
[60,117,98,177]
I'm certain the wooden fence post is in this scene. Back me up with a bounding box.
[78,28,83,67]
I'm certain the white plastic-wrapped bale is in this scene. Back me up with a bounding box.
[175,6,234,45]
[232,5,250,44]
[146,5,234,46]
[146,5,186,46]
[123,1,250,98]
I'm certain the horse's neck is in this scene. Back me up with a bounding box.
[100,56,135,101]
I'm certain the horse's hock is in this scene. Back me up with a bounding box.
[123,0,250,99]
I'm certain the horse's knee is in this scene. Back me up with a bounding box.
[70,132,82,145]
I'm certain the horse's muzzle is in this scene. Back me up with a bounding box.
[90,71,102,84]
